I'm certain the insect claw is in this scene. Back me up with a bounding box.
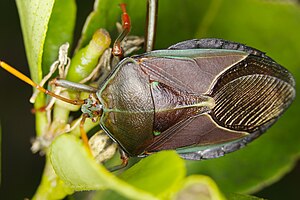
[108,149,129,172]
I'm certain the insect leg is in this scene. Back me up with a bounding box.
[108,149,129,172]
[112,3,131,58]
[80,113,91,152]
[50,78,98,93]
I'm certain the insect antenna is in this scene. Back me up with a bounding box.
[0,61,85,105]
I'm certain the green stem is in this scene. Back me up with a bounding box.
[35,94,48,136]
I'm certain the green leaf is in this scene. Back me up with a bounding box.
[119,150,185,197]
[16,0,55,83]
[50,134,229,200]
[16,0,76,78]
[50,134,187,199]
[42,0,76,75]
[16,0,55,135]
[16,0,76,136]
[155,0,213,49]
[227,193,264,200]
[91,190,132,200]
[32,159,74,200]
[92,175,226,200]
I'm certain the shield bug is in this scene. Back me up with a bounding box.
[0,3,296,167]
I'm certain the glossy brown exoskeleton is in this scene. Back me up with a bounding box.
[97,38,295,160]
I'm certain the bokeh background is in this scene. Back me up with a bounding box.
[0,0,299,199]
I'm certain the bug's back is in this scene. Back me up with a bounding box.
[139,39,295,158]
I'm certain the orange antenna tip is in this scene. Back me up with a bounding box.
[0,61,84,105]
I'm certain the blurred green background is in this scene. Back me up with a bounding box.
[0,0,299,199]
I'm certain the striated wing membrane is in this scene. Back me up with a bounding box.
[210,55,295,132]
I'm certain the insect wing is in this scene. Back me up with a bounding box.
[136,43,295,159]
[137,49,249,94]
